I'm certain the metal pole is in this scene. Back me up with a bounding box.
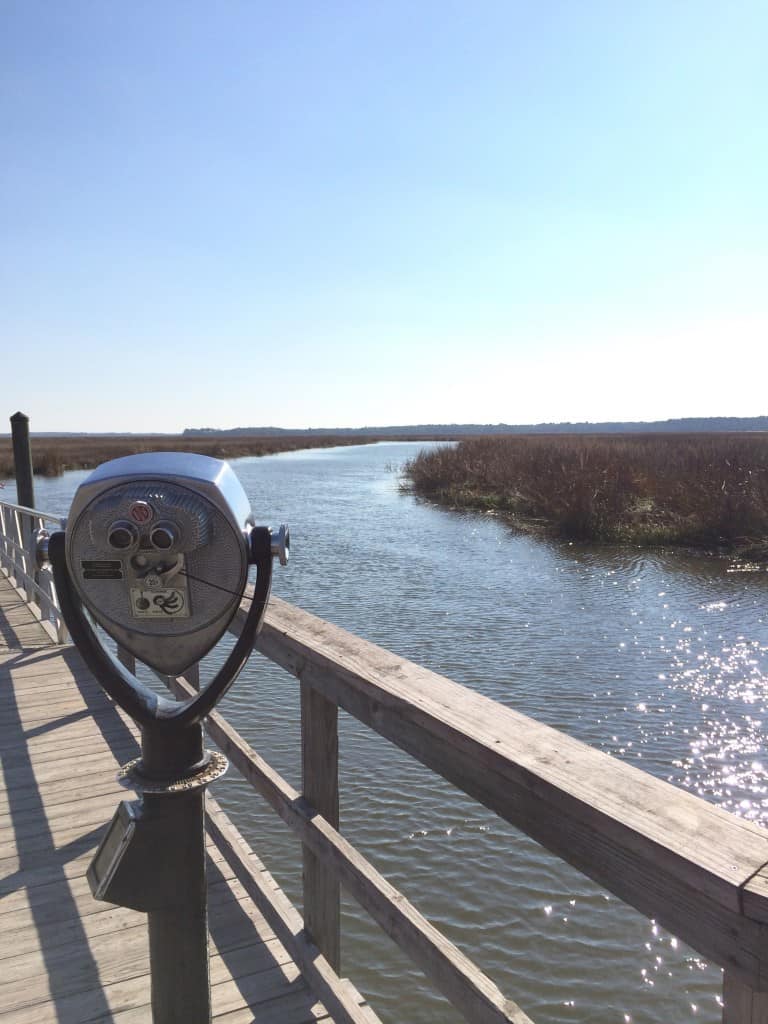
[142,724,212,1024]
[146,792,210,1023]
[10,411,35,509]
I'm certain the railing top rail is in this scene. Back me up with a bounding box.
[0,499,63,524]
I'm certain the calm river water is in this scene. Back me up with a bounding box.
[7,442,768,1024]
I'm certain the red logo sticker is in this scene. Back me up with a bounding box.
[129,501,154,525]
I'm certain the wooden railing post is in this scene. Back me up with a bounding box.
[10,413,36,604]
[722,972,768,1023]
[301,680,340,971]
[10,411,35,510]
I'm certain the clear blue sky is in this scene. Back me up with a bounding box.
[2,1,766,432]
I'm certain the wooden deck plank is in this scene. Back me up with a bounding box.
[1,931,296,1013]
[1,725,139,759]
[0,575,366,1024]
[0,851,237,934]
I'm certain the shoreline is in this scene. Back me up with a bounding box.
[406,488,768,563]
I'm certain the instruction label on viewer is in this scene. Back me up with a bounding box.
[130,588,189,619]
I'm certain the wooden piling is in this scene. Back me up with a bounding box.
[10,411,35,510]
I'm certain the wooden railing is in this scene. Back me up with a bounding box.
[0,500,68,643]
[3,500,768,1022]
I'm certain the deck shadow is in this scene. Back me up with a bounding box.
[58,645,140,754]
[0,655,113,1021]
[0,600,24,649]
[208,854,320,1018]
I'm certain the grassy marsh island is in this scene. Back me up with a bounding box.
[405,433,768,556]
[0,433,381,480]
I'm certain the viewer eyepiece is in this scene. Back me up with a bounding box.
[149,523,177,551]
[107,521,138,551]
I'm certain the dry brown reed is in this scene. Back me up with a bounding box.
[405,433,768,551]
[0,434,378,480]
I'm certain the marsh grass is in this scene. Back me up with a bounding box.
[405,434,768,553]
[0,433,378,480]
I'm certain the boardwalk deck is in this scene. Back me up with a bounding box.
[0,575,367,1023]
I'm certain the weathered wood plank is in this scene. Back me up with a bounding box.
[111,988,333,1024]
[0,684,101,709]
[0,774,131,825]
[0,848,235,933]
[1,923,294,1013]
[742,870,768,925]
[0,695,115,726]
[0,672,92,692]
[0,771,134,819]
[0,790,130,843]
[1,734,137,776]
[3,955,311,1023]
[0,661,87,682]
[1,746,134,789]
[301,679,341,971]
[0,879,260,963]
[723,972,768,1024]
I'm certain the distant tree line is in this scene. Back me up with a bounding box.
[183,416,768,438]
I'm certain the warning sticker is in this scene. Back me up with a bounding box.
[130,588,189,619]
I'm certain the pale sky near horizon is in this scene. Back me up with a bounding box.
[2,2,766,433]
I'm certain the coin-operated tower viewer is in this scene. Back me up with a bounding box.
[46,452,289,1024]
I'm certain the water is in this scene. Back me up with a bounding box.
[6,443,768,1023]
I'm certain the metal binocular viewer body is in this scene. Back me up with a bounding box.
[47,452,289,1023]
[49,451,288,776]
